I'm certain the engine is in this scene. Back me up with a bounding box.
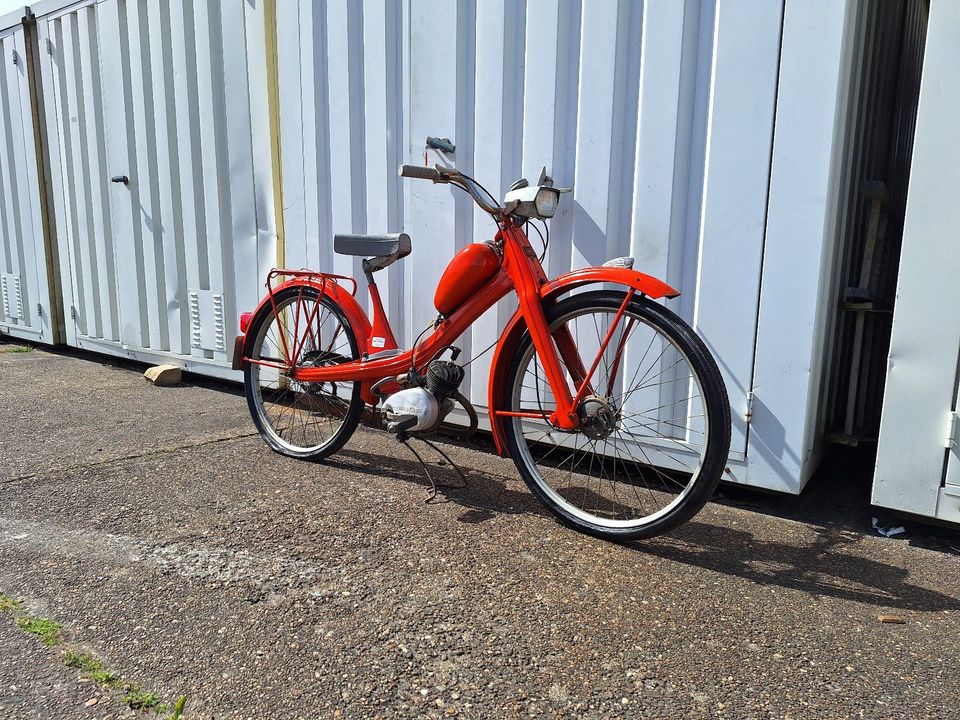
[382,360,465,434]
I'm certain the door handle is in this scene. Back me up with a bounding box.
[111,175,129,185]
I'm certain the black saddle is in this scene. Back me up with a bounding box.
[334,233,411,273]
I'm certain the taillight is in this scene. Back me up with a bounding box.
[239,312,253,333]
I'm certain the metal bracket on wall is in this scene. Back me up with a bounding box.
[946,412,959,450]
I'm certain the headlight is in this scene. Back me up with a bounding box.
[504,183,567,219]
[534,188,559,218]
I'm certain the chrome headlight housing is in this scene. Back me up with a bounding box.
[504,185,562,219]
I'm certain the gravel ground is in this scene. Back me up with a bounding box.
[0,344,958,719]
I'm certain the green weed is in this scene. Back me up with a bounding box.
[0,594,23,612]
[0,344,32,353]
[63,650,120,687]
[123,686,167,713]
[169,695,187,719]
[15,616,62,646]
[8,601,177,714]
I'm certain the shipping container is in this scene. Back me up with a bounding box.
[274,0,858,494]
[874,0,960,525]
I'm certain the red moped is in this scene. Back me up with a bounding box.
[234,137,731,540]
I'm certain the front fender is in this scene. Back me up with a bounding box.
[486,267,679,456]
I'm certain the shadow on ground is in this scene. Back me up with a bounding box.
[333,441,960,614]
[643,521,960,612]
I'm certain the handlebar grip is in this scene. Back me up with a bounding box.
[398,164,443,182]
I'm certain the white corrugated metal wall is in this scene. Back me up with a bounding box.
[275,0,857,492]
[0,11,57,343]
[34,0,276,378]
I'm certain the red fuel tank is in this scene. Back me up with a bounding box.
[434,242,502,316]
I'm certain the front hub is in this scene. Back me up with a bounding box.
[577,395,618,440]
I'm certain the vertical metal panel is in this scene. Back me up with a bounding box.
[38,0,274,377]
[873,0,960,518]
[243,0,280,281]
[361,0,404,335]
[747,0,857,492]
[466,0,524,399]
[402,0,467,345]
[0,15,57,343]
[689,0,782,461]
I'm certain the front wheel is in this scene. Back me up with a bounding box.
[503,291,731,541]
[244,285,363,460]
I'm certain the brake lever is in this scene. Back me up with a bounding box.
[436,165,460,181]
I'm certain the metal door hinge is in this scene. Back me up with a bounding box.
[947,412,959,450]
[45,38,54,55]
[69,305,77,320]
[36,303,43,316]
[11,50,18,66]
[744,391,754,424]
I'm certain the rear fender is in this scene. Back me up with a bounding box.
[486,267,680,456]
[235,277,375,403]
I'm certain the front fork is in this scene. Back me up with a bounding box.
[500,226,635,430]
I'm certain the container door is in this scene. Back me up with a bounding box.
[41,0,271,374]
[43,2,121,347]
[873,0,960,525]
[0,23,54,343]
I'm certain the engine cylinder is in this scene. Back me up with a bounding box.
[434,242,501,316]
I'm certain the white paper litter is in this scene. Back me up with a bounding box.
[872,516,906,537]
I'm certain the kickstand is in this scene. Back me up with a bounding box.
[396,432,468,504]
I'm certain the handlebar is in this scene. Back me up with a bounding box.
[398,163,502,216]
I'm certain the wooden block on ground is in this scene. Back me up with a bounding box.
[144,364,182,386]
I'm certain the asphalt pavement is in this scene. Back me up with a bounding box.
[1,342,958,719]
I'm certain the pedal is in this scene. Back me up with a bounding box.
[387,414,418,434]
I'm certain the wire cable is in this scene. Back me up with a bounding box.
[408,321,435,374]
[539,218,550,262]
[529,220,547,262]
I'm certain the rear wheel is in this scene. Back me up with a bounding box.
[503,291,730,540]
[244,285,363,460]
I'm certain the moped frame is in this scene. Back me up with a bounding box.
[250,221,597,430]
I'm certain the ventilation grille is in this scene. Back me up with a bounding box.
[1,274,23,320]
[188,289,226,352]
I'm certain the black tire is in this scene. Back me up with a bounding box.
[503,290,731,541]
[243,285,363,461]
